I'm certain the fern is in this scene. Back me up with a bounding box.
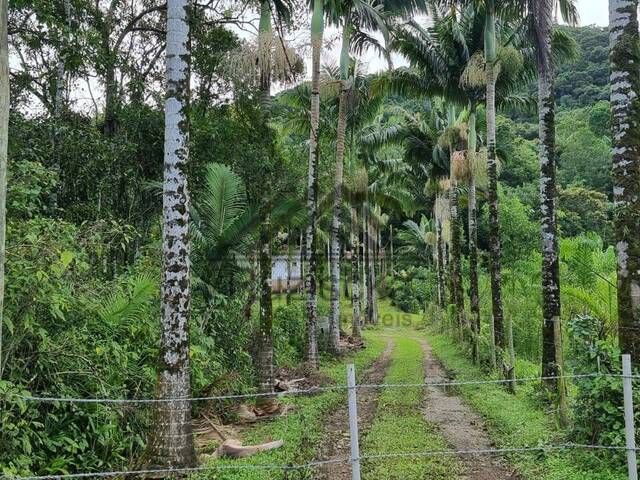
[97,274,156,326]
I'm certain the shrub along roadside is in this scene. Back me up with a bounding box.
[202,333,387,480]
[362,335,460,479]
[426,331,626,480]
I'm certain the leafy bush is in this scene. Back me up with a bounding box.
[567,315,639,453]
[273,303,307,365]
[387,267,436,314]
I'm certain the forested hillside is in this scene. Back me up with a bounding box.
[2,2,640,480]
[556,26,609,108]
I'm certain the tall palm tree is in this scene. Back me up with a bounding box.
[0,0,7,380]
[145,0,196,468]
[482,0,506,354]
[256,0,275,403]
[305,0,324,369]
[466,105,481,362]
[533,0,562,395]
[610,0,640,360]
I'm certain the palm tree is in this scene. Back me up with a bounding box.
[256,0,276,403]
[305,0,324,369]
[533,0,562,397]
[397,215,435,265]
[145,0,196,468]
[0,0,7,380]
[610,0,640,360]
[478,0,508,354]
[466,105,481,362]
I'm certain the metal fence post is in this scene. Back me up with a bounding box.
[622,354,638,480]
[347,364,361,480]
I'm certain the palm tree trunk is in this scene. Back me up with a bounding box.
[257,0,275,397]
[286,228,292,305]
[362,204,369,321]
[449,161,464,337]
[300,231,306,297]
[390,224,394,277]
[485,0,505,352]
[535,0,562,393]
[343,247,350,299]
[367,210,378,324]
[436,217,445,309]
[244,250,258,323]
[258,210,274,398]
[51,0,73,211]
[305,0,323,369]
[0,0,8,380]
[351,207,362,338]
[610,0,640,360]
[145,0,195,467]
[468,108,480,363]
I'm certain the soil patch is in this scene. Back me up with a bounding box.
[313,339,395,480]
[420,339,519,480]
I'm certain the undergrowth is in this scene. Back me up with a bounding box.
[199,332,386,480]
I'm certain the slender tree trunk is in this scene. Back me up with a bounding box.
[257,212,274,398]
[145,0,195,467]
[362,204,369,321]
[51,0,72,211]
[0,0,8,380]
[468,108,480,363]
[300,231,306,297]
[485,0,505,352]
[351,207,362,338]
[256,0,275,398]
[436,217,445,309]
[535,0,562,392]
[390,224,394,277]
[367,209,378,324]
[286,228,292,305]
[244,251,258,323]
[449,157,464,336]
[343,246,350,299]
[305,0,323,369]
[610,0,640,361]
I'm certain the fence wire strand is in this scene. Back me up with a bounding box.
[3,444,634,480]
[0,458,350,480]
[9,372,635,404]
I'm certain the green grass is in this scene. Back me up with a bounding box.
[361,335,461,479]
[426,331,626,480]
[200,331,386,479]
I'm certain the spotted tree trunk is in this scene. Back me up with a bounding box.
[329,63,348,351]
[485,0,505,352]
[468,109,480,362]
[351,207,362,338]
[145,0,196,467]
[256,0,275,397]
[534,0,562,390]
[286,228,292,305]
[436,217,445,309]
[51,0,72,211]
[369,214,378,324]
[449,161,464,334]
[610,0,640,360]
[0,0,8,378]
[305,0,323,369]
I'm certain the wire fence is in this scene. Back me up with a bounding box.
[2,361,639,480]
[6,372,637,404]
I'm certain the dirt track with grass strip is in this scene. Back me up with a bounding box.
[313,338,395,480]
[421,339,519,479]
